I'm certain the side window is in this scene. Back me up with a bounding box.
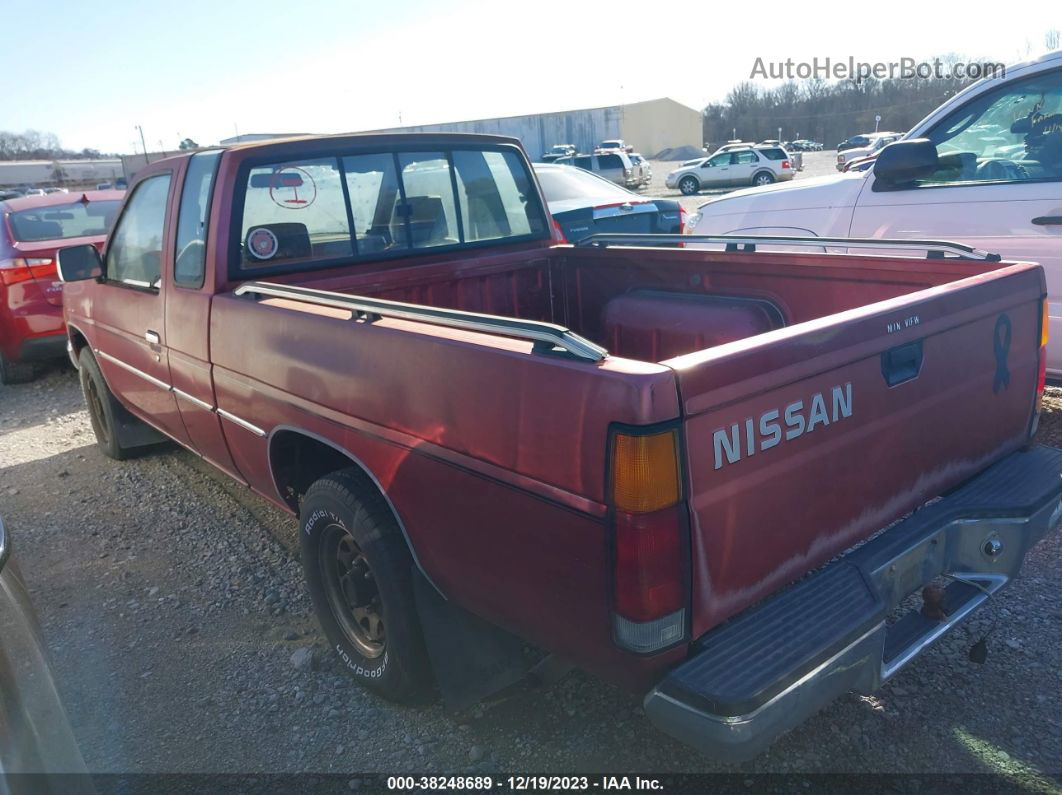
[733,151,759,164]
[705,154,728,167]
[240,158,352,267]
[174,151,221,287]
[918,68,1062,185]
[759,148,786,161]
[106,174,171,288]
[453,150,542,242]
[397,152,460,249]
[343,153,407,254]
[573,156,593,170]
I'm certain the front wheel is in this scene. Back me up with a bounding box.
[300,469,433,703]
[678,176,700,195]
[752,171,775,187]
[79,348,130,460]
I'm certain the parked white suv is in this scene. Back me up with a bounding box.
[666,146,795,195]
[836,132,902,170]
[690,49,1062,374]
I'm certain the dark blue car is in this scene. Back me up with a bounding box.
[533,163,687,243]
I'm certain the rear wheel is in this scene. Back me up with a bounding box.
[752,171,775,187]
[300,469,433,703]
[678,176,700,195]
[0,354,34,385]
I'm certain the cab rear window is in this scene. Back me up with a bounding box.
[8,200,121,242]
[236,146,547,273]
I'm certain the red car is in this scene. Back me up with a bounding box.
[0,190,123,383]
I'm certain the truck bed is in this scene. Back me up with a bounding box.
[211,242,1044,680]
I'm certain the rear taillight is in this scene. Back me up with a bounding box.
[781,160,791,169]
[0,257,54,286]
[609,427,687,653]
[550,218,569,244]
[1031,299,1049,436]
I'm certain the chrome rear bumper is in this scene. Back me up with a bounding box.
[645,445,1062,760]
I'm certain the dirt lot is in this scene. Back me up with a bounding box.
[1,364,1061,783]
[642,150,841,213]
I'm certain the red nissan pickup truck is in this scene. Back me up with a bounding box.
[55,133,1060,759]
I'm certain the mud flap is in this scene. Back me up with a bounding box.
[112,399,168,449]
[412,569,528,710]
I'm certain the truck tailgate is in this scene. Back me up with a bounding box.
[666,264,1045,638]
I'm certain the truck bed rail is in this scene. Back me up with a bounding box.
[574,233,1003,262]
[233,281,609,363]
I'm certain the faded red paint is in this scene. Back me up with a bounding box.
[61,135,1046,690]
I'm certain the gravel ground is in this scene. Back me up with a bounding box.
[1,363,1060,783]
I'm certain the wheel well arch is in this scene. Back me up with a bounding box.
[266,426,440,593]
[679,173,700,186]
[67,324,90,359]
[752,169,775,181]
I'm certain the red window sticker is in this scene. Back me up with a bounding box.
[269,166,316,209]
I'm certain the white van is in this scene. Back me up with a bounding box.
[690,49,1062,375]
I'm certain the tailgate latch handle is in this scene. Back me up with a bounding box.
[881,339,924,386]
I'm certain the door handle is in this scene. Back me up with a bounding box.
[145,330,161,344]
[1032,216,1062,226]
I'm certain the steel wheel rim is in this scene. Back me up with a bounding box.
[755,174,772,186]
[319,523,385,659]
[681,178,696,194]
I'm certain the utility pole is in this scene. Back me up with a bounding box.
[135,125,150,163]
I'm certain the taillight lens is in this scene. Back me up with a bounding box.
[609,428,687,652]
[611,430,680,513]
[550,218,568,244]
[613,507,684,621]
[0,257,55,286]
[781,160,790,169]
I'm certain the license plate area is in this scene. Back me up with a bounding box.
[880,572,1003,679]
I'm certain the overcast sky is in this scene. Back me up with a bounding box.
[2,0,1059,154]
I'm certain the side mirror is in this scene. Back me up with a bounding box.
[57,244,103,282]
[873,139,938,188]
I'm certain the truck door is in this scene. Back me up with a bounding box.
[165,151,243,481]
[90,173,191,446]
[851,65,1062,374]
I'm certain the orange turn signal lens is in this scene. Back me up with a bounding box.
[611,429,681,514]
[1042,299,1050,349]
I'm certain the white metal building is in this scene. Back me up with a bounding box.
[0,159,123,189]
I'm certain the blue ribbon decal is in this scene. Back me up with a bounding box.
[993,313,1011,393]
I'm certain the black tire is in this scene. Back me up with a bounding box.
[78,348,131,460]
[678,175,700,195]
[300,469,433,703]
[752,171,775,187]
[0,353,34,385]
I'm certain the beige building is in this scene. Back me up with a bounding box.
[369,97,702,160]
